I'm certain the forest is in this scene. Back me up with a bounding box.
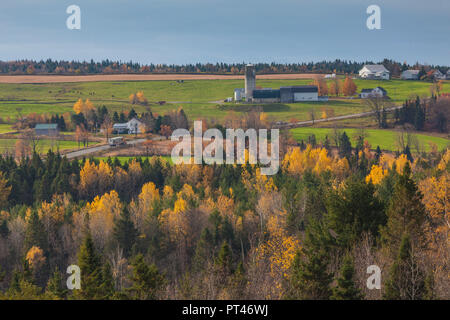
[0,59,448,78]
[0,137,448,300]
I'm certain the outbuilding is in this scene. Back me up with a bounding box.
[35,123,59,136]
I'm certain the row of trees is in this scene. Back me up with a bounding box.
[0,136,448,299]
[1,59,448,77]
[313,77,358,96]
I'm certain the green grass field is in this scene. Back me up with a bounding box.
[0,79,447,123]
[290,127,449,152]
[0,139,98,153]
[0,124,13,133]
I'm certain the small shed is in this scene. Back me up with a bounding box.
[35,123,59,136]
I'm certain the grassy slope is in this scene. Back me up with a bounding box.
[290,127,449,152]
[0,79,447,122]
[0,139,97,153]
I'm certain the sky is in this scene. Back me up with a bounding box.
[0,0,449,65]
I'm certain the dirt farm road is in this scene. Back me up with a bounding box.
[65,138,146,159]
[275,105,403,129]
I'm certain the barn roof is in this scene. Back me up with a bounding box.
[35,123,58,130]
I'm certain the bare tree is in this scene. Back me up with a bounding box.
[23,129,40,154]
[365,97,392,128]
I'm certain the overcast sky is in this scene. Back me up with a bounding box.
[0,0,449,65]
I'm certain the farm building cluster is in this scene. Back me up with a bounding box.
[234,65,320,103]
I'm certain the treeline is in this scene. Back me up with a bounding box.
[1,59,448,77]
[394,95,449,133]
[0,138,448,300]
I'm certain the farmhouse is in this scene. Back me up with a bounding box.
[360,87,387,99]
[431,70,446,80]
[113,118,143,134]
[447,70,450,80]
[359,65,390,80]
[401,70,420,80]
[35,123,59,136]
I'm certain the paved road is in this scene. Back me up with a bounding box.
[274,105,403,129]
[65,138,146,159]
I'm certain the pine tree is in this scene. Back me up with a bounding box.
[325,176,384,249]
[45,269,68,299]
[383,233,425,300]
[127,254,165,300]
[113,205,138,258]
[338,132,352,159]
[24,210,48,253]
[75,234,104,299]
[380,163,426,256]
[331,255,363,300]
[215,241,233,274]
[288,221,333,299]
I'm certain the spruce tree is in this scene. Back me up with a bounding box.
[338,132,352,159]
[380,163,426,256]
[45,269,68,299]
[128,254,165,300]
[383,233,425,300]
[331,255,363,300]
[24,210,48,253]
[76,234,104,299]
[288,220,333,300]
[113,205,138,258]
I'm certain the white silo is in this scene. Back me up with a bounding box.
[245,64,256,102]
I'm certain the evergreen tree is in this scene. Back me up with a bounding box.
[127,254,165,300]
[215,241,232,274]
[380,163,426,256]
[75,234,104,299]
[24,210,48,253]
[331,255,363,300]
[384,233,425,300]
[289,248,332,300]
[113,111,120,123]
[113,205,138,258]
[325,176,384,249]
[338,132,352,159]
[45,269,68,299]
[288,220,333,299]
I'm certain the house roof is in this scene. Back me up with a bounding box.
[361,64,390,73]
[375,87,387,93]
[35,123,58,130]
[402,70,420,75]
[361,89,374,93]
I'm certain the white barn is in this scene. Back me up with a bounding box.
[359,65,390,80]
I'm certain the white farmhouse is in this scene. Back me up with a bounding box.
[401,70,420,80]
[359,65,390,80]
[432,70,446,80]
[360,87,387,99]
[113,117,144,134]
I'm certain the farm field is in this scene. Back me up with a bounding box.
[0,79,447,123]
[290,127,450,152]
[0,139,98,153]
[0,124,13,133]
